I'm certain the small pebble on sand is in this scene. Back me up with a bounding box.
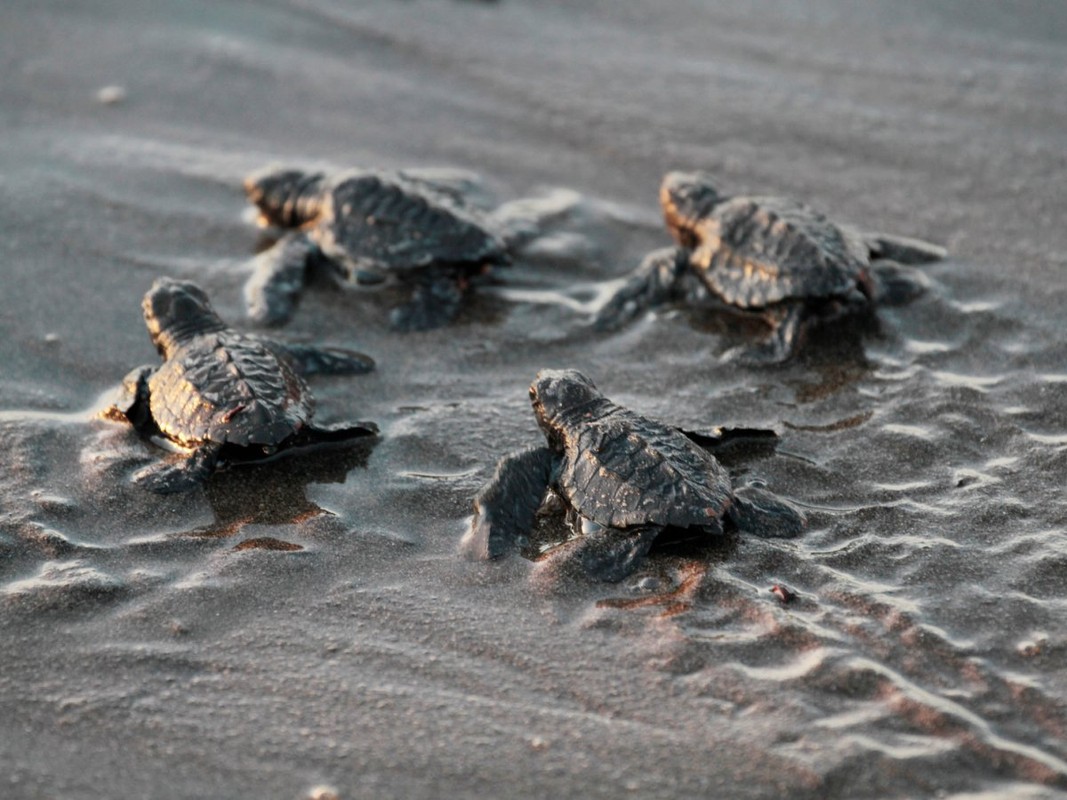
[770,584,797,604]
[96,85,127,105]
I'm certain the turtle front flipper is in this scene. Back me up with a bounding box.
[728,485,806,539]
[463,446,555,560]
[866,232,946,265]
[390,275,466,332]
[103,365,154,428]
[271,343,376,376]
[132,442,222,494]
[537,524,662,583]
[244,232,318,326]
[592,247,689,331]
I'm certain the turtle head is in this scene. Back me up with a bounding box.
[660,171,723,247]
[142,278,226,358]
[530,369,604,447]
[244,166,326,229]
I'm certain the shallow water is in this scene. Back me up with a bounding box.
[2,1,1067,798]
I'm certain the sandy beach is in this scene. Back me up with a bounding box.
[2,1,1066,798]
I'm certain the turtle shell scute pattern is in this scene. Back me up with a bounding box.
[691,196,868,308]
[557,405,733,531]
[316,172,508,274]
[147,331,312,448]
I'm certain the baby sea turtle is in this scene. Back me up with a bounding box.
[464,369,804,582]
[595,171,947,360]
[244,167,513,331]
[105,277,377,494]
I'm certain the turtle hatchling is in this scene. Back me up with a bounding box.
[595,171,947,360]
[464,369,805,582]
[244,166,523,331]
[105,277,378,494]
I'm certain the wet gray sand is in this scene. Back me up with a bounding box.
[2,1,1067,798]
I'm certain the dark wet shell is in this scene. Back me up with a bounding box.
[147,331,311,447]
[556,405,733,531]
[687,196,869,308]
[313,172,508,274]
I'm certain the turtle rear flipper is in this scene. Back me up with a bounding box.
[868,261,930,306]
[678,426,778,452]
[244,232,317,326]
[678,426,780,465]
[537,525,661,583]
[728,485,806,539]
[390,277,466,332]
[866,232,946,265]
[592,247,688,331]
[488,188,583,251]
[463,446,555,560]
[300,420,379,444]
[132,443,222,494]
[744,303,808,364]
[273,343,376,376]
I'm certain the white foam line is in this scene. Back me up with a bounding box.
[0,409,90,424]
[0,386,127,425]
[850,656,1067,779]
[487,285,598,313]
